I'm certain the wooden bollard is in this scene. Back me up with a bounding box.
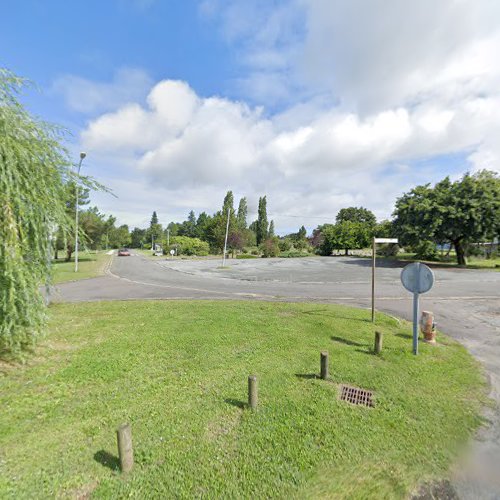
[248,375,258,409]
[116,423,134,473]
[320,351,329,379]
[374,331,383,354]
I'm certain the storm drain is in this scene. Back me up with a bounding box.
[340,385,374,408]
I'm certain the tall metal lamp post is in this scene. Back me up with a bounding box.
[74,152,86,272]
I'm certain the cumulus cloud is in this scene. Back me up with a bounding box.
[80,0,500,230]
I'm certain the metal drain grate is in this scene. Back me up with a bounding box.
[340,385,374,407]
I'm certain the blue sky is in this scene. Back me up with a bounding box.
[2,0,499,232]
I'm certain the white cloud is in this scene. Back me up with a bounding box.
[78,0,500,232]
[81,75,498,232]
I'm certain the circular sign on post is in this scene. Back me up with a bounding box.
[169,249,175,256]
[401,262,434,294]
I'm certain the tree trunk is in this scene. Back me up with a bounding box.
[453,239,466,266]
[66,244,73,262]
[345,248,349,256]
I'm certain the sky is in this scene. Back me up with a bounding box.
[2,0,500,234]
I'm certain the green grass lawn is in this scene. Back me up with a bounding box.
[52,251,112,284]
[393,252,500,270]
[0,301,486,498]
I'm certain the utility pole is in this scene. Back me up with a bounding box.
[74,152,86,272]
[222,207,230,267]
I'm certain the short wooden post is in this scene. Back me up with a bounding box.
[116,423,134,473]
[320,351,329,379]
[248,375,258,409]
[374,331,383,354]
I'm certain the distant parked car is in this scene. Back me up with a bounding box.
[118,248,131,256]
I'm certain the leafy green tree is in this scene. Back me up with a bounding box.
[166,221,180,238]
[237,197,248,229]
[393,171,500,265]
[256,196,268,245]
[148,210,163,246]
[130,227,147,248]
[222,191,235,219]
[0,70,99,355]
[195,212,211,240]
[320,221,370,256]
[178,210,197,238]
[109,225,131,248]
[269,220,275,237]
[336,207,377,228]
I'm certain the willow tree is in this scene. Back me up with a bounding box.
[1,70,74,356]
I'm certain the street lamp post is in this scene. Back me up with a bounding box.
[74,152,86,272]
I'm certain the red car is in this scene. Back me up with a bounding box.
[118,248,131,256]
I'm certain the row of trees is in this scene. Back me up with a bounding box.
[308,171,499,265]
[131,170,499,264]
[130,192,276,256]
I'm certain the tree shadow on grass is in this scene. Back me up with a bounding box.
[299,309,371,324]
[224,398,246,409]
[395,333,412,339]
[355,348,376,356]
[94,450,120,471]
[295,373,319,380]
[331,335,365,347]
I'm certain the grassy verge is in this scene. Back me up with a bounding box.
[52,251,112,284]
[392,253,500,270]
[0,301,485,498]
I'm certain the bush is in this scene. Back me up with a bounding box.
[169,236,209,256]
[260,237,280,258]
[236,254,259,259]
[414,240,438,261]
[279,251,310,258]
[251,249,260,255]
[278,238,292,252]
[378,243,400,257]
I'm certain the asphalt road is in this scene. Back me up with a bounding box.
[53,253,500,498]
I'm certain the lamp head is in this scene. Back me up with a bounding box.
[80,152,86,160]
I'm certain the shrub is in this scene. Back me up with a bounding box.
[260,237,280,258]
[278,238,292,252]
[378,243,400,257]
[414,240,438,261]
[169,236,209,256]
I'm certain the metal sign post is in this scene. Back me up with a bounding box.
[371,237,398,322]
[401,262,435,355]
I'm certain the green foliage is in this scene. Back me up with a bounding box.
[336,206,376,227]
[169,236,209,256]
[256,196,268,245]
[278,237,293,252]
[279,250,310,258]
[319,221,371,256]
[393,171,500,265]
[237,197,247,229]
[413,240,439,261]
[0,70,72,356]
[268,219,275,237]
[148,210,163,244]
[130,227,147,248]
[260,236,280,257]
[109,224,131,248]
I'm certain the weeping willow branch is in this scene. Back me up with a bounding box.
[0,68,105,357]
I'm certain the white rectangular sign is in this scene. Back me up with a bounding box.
[374,238,398,244]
